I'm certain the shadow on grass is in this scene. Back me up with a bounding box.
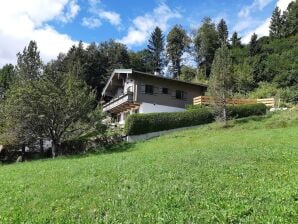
[56,142,137,161]
[233,114,271,124]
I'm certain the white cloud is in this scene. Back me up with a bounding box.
[238,0,273,17]
[81,17,102,28]
[241,0,294,43]
[99,11,121,26]
[0,0,80,66]
[118,3,181,46]
[242,18,271,43]
[277,0,294,11]
[59,0,80,23]
[82,0,121,28]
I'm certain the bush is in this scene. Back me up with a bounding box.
[125,104,267,136]
[60,139,88,155]
[227,103,267,119]
[125,108,214,135]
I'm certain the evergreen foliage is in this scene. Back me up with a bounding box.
[217,19,229,45]
[208,45,233,121]
[194,17,219,77]
[166,25,190,79]
[269,7,284,38]
[147,27,165,73]
[230,32,242,48]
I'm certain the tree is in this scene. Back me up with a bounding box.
[208,45,233,122]
[180,66,196,82]
[16,40,43,81]
[1,67,98,158]
[0,64,15,99]
[230,32,242,48]
[63,41,86,79]
[269,7,284,38]
[249,33,260,56]
[282,1,298,37]
[99,40,130,75]
[232,61,254,94]
[217,19,229,45]
[147,27,166,74]
[129,50,153,72]
[194,17,219,77]
[166,25,190,79]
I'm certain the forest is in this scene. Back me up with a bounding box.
[0,1,297,158]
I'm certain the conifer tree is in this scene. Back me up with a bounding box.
[230,32,242,48]
[208,45,233,123]
[217,19,229,45]
[269,7,283,38]
[166,25,190,79]
[249,33,260,56]
[194,17,219,77]
[147,27,165,74]
[16,40,43,81]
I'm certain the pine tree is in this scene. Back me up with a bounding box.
[249,33,260,56]
[230,32,242,48]
[269,7,283,38]
[208,45,233,123]
[147,27,165,74]
[166,25,190,79]
[194,17,219,77]
[217,19,229,45]
[16,40,43,81]
[282,1,298,37]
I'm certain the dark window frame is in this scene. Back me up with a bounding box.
[162,87,168,94]
[176,90,184,100]
[145,84,154,95]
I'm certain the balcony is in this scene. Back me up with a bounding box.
[102,92,139,113]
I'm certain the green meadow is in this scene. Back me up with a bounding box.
[0,109,297,223]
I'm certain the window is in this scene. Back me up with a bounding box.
[145,84,154,94]
[162,88,168,94]
[176,90,184,100]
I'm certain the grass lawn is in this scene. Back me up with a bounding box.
[0,109,298,223]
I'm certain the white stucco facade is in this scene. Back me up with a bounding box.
[118,102,185,124]
[139,102,185,113]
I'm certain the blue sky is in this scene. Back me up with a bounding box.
[0,0,293,66]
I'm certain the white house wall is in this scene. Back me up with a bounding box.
[139,102,185,114]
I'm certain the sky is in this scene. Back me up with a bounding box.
[0,0,294,66]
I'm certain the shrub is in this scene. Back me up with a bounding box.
[125,108,214,135]
[125,104,267,136]
[227,103,267,119]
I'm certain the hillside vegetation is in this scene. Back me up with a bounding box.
[0,109,297,223]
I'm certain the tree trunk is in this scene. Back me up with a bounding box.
[223,106,227,124]
[21,144,26,162]
[52,141,57,158]
[39,139,44,156]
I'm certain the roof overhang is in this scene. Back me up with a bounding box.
[101,69,132,96]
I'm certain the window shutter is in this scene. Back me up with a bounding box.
[141,83,145,94]
[159,87,163,94]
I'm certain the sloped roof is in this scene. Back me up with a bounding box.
[102,69,208,96]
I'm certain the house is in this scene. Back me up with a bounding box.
[101,69,208,124]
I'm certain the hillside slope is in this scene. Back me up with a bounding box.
[0,109,297,223]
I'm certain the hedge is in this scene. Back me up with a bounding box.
[227,103,267,119]
[125,108,214,135]
[125,103,267,136]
